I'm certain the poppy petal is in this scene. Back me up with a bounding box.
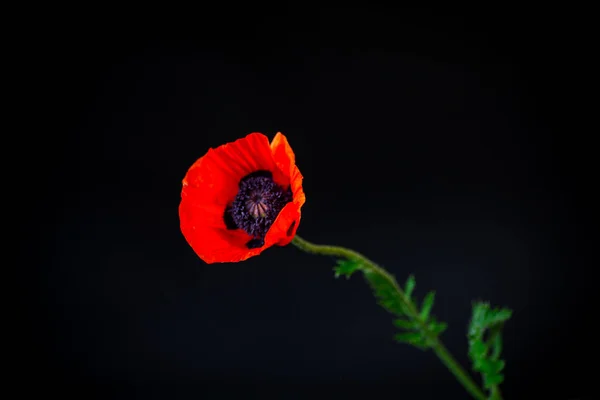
[183,132,278,206]
[270,132,306,208]
[215,132,277,178]
[264,201,301,247]
[270,132,296,180]
[181,225,264,263]
[180,193,269,263]
[179,186,228,229]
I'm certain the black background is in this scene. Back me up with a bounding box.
[36,6,590,400]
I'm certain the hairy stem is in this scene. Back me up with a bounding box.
[291,234,488,400]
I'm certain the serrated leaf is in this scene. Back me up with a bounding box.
[333,259,362,279]
[490,331,503,360]
[472,302,489,318]
[468,301,511,394]
[393,319,416,330]
[405,275,416,298]
[483,373,504,388]
[477,359,505,375]
[400,303,412,315]
[363,270,405,316]
[364,269,385,286]
[420,291,435,321]
[493,360,505,373]
[429,321,448,335]
[469,339,487,359]
[394,331,428,349]
[468,302,489,336]
[412,342,429,351]
[380,299,403,315]
[485,308,513,326]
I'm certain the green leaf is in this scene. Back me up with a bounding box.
[469,339,487,359]
[483,373,504,388]
[380,299,403,315]
[420,291,435,321]
[468,302,489,336]
[477,359,505,375]
[333,259,362,279]
[429,321,448,335]
[393,319,416,330]
[363,270,405,316]
[490,331,503,360]
[363,269,383,285]
[404,275,416,298]
[485,307,512,326]
[394,332,428,349]
[468,301,512,395]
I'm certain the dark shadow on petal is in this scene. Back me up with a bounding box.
[286,220,296,237]
[223,206,238,230]
[246,238,265,249]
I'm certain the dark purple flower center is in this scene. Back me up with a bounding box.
[224,170,292,249]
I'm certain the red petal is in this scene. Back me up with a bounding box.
[267,132,305,245]
[180,224,264,263]
[270,132,306,208]
[180,186,265,263]
[179,132,306,263]
[265,201,301,247]
[183,133,278,199]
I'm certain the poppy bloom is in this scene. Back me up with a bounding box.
[179,132,306,263]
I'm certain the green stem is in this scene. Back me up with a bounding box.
[490,386,502,400]
[487,330,505,400]
[291,234,488,400]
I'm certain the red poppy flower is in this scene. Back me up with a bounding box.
[179,132,306,263]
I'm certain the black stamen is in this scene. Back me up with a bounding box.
[239,170,272,185]
[246,238,265,249]
[223,170,292,249]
